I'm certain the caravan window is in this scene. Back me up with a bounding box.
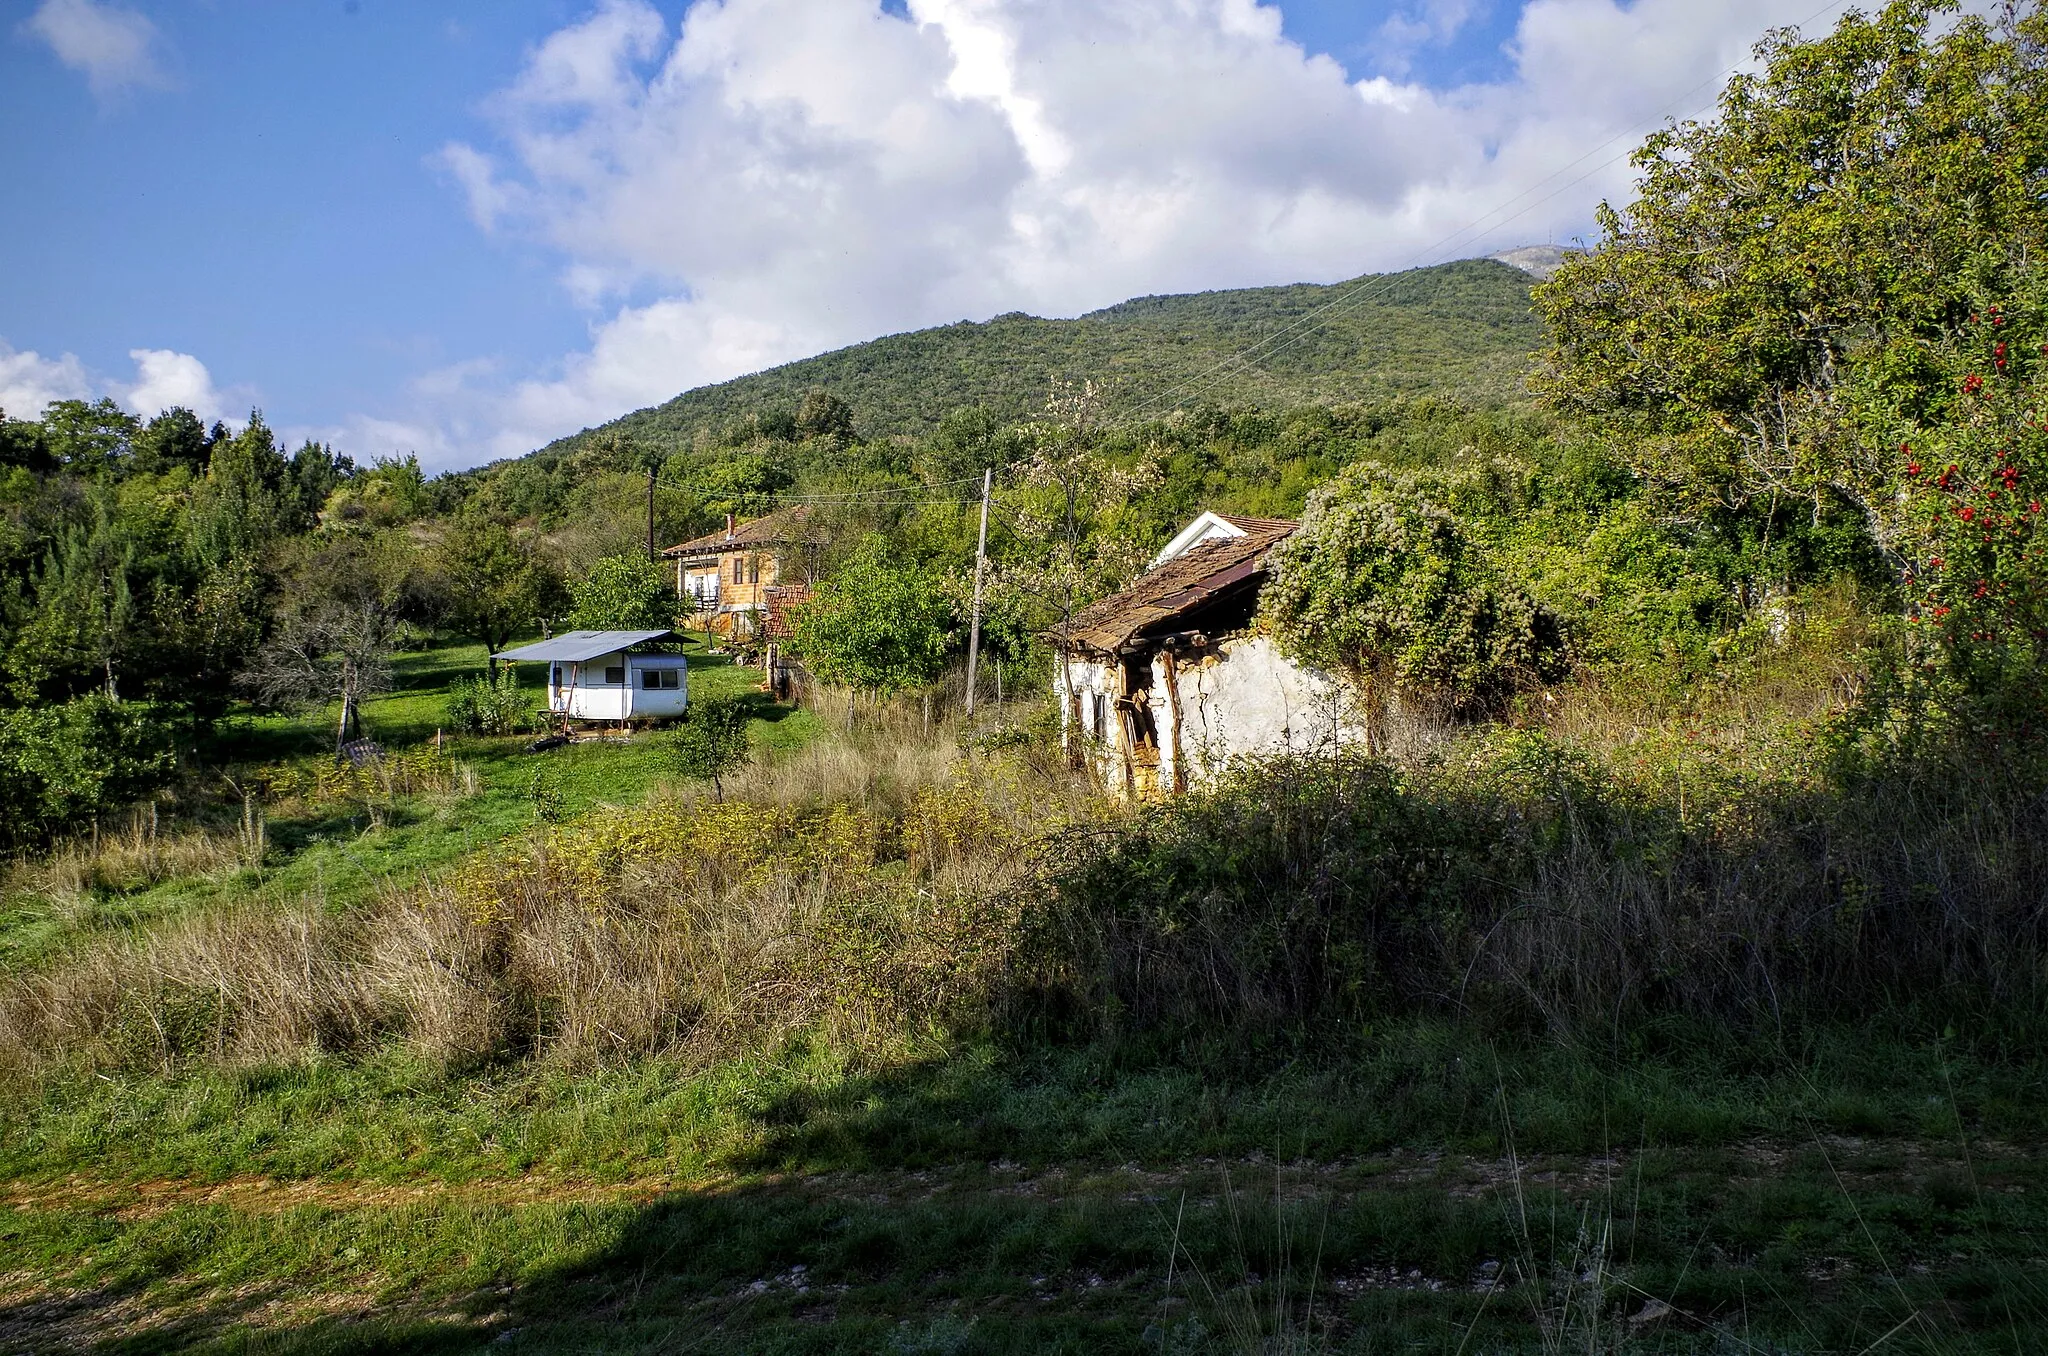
[640,668,680,690]
[603,665,625,685]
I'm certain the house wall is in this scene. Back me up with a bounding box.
[1053,657,1125,788]
[673,551,784,617]
[1055,635,1362,795]
[1176,636,1363,778]
[716,550,781,611]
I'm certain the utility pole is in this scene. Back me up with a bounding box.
[964,467,992,720]
[645,466,656,561]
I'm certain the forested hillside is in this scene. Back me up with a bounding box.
[537,257,1542,455]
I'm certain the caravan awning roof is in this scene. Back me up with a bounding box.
[492,630,675,663]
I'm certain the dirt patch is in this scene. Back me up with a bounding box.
[0,1136,2030,1225]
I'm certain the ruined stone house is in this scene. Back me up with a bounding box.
[1053,511,1364,797]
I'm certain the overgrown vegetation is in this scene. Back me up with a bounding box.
[6,3,2048,1350]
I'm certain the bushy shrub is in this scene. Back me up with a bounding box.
[1036,731,2048,1045]
[569,555,673,631]
[1262,460,1563,714]
[664,695,752,801]
[445,668,533,735]
[0,696,179,851]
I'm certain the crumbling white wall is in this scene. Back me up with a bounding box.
[1055,637,1364,793]
[1177,636,1364,780]
[1053,656,1124,786]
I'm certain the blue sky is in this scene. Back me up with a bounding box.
[0,0,1849,468]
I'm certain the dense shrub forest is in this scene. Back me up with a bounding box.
[5,2,2048,1351]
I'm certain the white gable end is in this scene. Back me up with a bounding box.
[1148,511,1248,568]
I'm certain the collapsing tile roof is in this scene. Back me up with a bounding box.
[1061,519,1296,655]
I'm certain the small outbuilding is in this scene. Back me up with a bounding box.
[1053,512,1364,797]
[492,629,689,724]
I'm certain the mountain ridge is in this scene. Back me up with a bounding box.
[531,255,1548,461]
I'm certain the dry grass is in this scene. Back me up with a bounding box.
[4,807,251,908]
[0,731,1100,1081]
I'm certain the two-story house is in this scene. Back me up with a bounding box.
[662,505,816,640]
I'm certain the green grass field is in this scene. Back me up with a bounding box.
[0,636,823,972]
[3,646,2047,1353]
[4,1023,2046,1352]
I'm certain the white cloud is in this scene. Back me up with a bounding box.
[0,341,240,428]
[1373,0,1483,77]
[399,0,1860,466]
[21,0,170,100]
[126,349,229,424]
[0,343,93,421]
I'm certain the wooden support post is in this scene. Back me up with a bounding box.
[1160,652,1187,795]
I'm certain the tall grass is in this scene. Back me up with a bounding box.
[7,688,2048,1085]
[1039,726,2048,1046]
[0,731,1098,1080]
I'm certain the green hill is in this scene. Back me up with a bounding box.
[541,257,1543,455]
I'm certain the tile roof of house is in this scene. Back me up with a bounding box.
[761,584,812,641]
[1214,514,1299,535]
[1062,519,1297,655]
[662,504,815,558]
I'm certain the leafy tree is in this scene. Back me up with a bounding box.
[689,452,794,520]
[366,454,428,519]
[39,398,137,471]
[993,381,1158,741]
[433,522,565,669]
[189,412,292,568]
[795,389,856,442]
[664,695,751,801]
[0,695,178,850]
[568,554,673,631]
[0,407,51,470]
[790,536,953,700]
[1536,0,2048,540]
[132,407,213,476]
[240,530,423,751]
[3,499,136,702]
[1263,461,1561,721]
[288,441,356,526]
[1881,288,2048,718]
[139,563,267,722]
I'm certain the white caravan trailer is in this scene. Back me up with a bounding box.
[492,630,689,723]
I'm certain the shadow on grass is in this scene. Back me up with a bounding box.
[22,1041,2048,1354]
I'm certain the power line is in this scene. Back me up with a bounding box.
[651,474,985,504]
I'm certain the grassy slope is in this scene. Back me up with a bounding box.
[0,639,822,971]
[535,258,1543,453]
[3,1025,2044,1352]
